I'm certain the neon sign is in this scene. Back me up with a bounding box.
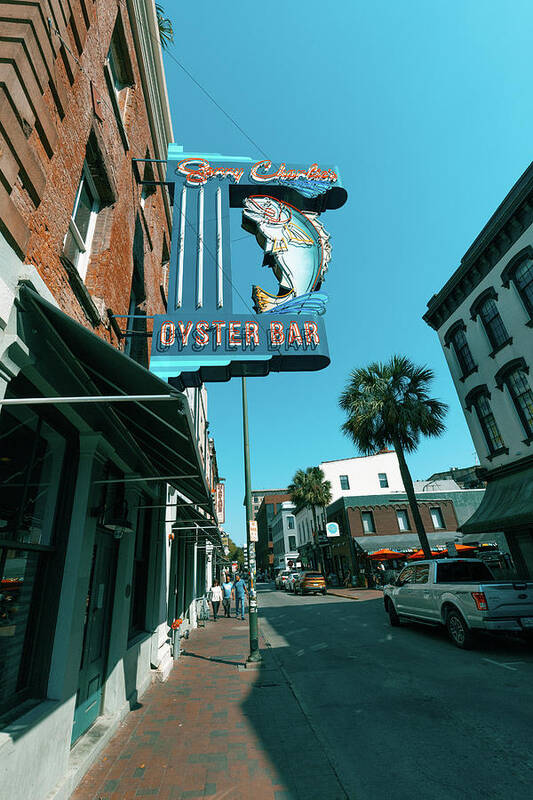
[150,147,347,388]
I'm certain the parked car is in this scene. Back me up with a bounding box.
[275,570,291,590]
[285,572,301,593]
[294,571,327,596]
[383,558,533,649]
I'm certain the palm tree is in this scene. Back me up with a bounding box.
[156,4,174,50]
[338,355,447,559]
[289,466,332,573]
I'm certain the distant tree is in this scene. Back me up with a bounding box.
[156,4,174,50]
[339,355,447,559]
[289,466,332,573]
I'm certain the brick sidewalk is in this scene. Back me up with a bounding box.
[71,609,346,800]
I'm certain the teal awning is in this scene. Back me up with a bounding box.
[461,467,533,534]
[15,285,217,515]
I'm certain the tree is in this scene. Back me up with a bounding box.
[338,355,447,559]
[289,466,332,573]
[156,4,174,50]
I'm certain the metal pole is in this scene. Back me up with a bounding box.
[242,376,261,663]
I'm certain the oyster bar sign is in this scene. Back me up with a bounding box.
[150,146,347,388]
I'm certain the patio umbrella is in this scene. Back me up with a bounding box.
[407,549,444,561]
[442,544,477,555]
[368,549,406,560]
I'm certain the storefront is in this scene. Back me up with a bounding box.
[0,285,219,800]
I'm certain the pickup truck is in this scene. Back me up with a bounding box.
[383,558,533,648]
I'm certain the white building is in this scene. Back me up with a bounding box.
[271,502,300,570]
[424,160,533,577]
[320,451,405,502]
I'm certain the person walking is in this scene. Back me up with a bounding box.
[232,574,248,620]
[209,579,223,621]
[222,575,232,617]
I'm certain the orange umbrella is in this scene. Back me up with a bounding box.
[407,549,444,561]
[368,549,406,560]
[442,544,477,556]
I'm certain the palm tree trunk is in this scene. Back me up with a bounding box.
[311,505,325,574]
[393,439,432,558]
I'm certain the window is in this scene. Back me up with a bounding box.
[465,386,505,455]
[339,475,350,490]
[514,259,533,316]
[396,509,410,531]
[287,516,295,529]
[378,473,389,488]
[105,15,134,132]
[430,507,445,530]
[63,165,100,281]
[445,321,476,378]
[497,362,533,438]
[361,511,375,533]
[436,561,493,583]
[288,535,297,551]
[471,289,510,352]
[397,566,415,584]
[129,504,152,639]
[0,405,69,714]
[415,564,429,584]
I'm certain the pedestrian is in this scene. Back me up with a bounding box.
[222,574,233,617]
[232,574,248,620]
[209,579,223,621]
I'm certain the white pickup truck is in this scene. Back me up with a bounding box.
[383,558,533,648]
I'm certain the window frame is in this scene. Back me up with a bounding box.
[339,474,350,490]
[430,507,445,530]
[378,472,389,488]
[469,287,511,356]
[361,510,376,533]
[396,508,411,532]
[495,359,533,442]
[104,14,134,150]
[465,385,507,459]
[501,245,533,322]
[444,319,477,380]
[64,164,100,281]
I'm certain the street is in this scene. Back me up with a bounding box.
[258,583,533,800]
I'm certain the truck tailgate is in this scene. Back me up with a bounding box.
[482,582,533,618]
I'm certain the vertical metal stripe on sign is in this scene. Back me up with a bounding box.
[216,187,223,308]
[177,186,187,308]
[197,186,204,308]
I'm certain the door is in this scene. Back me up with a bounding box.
[393,565,416,614]
[72,530,117,744]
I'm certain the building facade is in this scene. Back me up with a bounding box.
[0,4,222,798]
[324,490,485,579]
[320,451,405,502]
[254,490,291,572]
[424,161,533,577]
[271,502,299,570]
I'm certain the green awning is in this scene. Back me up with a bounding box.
[461,467,533,534]
[15,285,217,515]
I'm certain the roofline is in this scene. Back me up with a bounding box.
[320,450,395,464]
[423,160,533,331]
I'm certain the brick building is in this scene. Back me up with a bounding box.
[0,3,222,798]
[254,490,291,572]
[321,490,485,579]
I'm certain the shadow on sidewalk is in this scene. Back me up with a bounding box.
[181,649,244,667]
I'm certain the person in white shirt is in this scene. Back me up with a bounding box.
[209,579,223,621]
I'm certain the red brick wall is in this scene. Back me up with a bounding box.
[1,0,170,350]
[347,500,458,540]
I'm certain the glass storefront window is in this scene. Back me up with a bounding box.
[0,408,65,546]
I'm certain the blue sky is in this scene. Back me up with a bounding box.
[162,1,533,545]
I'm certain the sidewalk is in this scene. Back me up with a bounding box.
[71,611,347,800]
[326,586,383,601]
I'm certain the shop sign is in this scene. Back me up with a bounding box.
[249,520,258,542]
[231,561,238,573]
[215,482,225,524]
[326,522,340,537]
[150,147,347,387]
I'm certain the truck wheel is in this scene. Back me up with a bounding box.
[446,609,473,649]
[388,601,400,627]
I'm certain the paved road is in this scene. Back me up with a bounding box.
[258,582,533,800]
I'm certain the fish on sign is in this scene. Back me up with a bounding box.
[150,147,347,387]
